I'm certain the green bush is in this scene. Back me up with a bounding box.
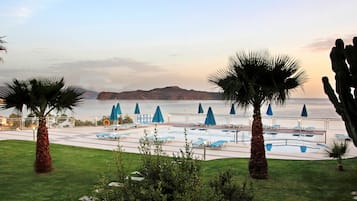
[74,119,95,127]
[208,169,254,201]
[122,115,134,124]
[8,113,21,129]
[327,140,349,171]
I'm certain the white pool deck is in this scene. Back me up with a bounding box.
[1,124,357,161]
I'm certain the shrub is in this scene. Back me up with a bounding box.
[8,113,21,129]
[208,169,254,201]
[327,140,349,171]
[122,115,134,124]
[74,119,95,127]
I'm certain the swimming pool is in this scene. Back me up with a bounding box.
[146,126,325,153]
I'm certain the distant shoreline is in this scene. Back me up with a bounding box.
[96,86,222,100]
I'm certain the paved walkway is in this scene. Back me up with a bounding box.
[1,125,356,161]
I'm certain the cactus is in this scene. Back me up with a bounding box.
[322,37,357,146]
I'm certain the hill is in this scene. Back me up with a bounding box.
[76,88,98,99]
[97,86,222,100]
[0,86,98,100]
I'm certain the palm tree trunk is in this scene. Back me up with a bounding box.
[35,117,52,173]
[337,157,344,171]
[248,104,268,179]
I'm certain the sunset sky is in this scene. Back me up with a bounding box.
[1,0,356,98]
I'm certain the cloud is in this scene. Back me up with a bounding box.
[51,57,163,72]
[303,34,355,52]
[47,57,170,91]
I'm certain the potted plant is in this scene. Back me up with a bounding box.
[326,140,349,171]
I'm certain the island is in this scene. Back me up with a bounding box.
[97,86,222,100]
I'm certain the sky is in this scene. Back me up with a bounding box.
[0,0,356,98]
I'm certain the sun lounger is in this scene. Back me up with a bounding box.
[293,125,302,130]
[264,124,280,129]
[96,132,128,140]
[157,136,175,143]
[106,133,128,139]
[271,124,280,129]
[192,138,206,148]
[96,132,111,138]
[335,134,351,141]
[293,125,315,131]
[304,126,315,131]
[140,135,175,143]
[209,140,228,148]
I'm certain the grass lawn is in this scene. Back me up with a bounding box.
[0,140,357,201]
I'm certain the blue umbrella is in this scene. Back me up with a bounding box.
[301,104,308,117]
[134,103,141,114]
[299,104,308,141]
[229,103,236,115]
[116,102,122,115]
[198,103,204,114]
[109,105,118,121]
[266,103,273,116]
[152,106,164,123]
[204,107,216,126]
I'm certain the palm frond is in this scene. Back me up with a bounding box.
[0,79,29,112]
[209,50,307,107]
[1,77,83,118]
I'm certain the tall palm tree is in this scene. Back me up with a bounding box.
[0,36,6,62]
[0,77,83,173]
[209,51,306,179]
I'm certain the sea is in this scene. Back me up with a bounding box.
[0,98,345,132]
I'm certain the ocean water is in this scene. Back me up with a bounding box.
[67,98,340,119]
[0,98,344,131]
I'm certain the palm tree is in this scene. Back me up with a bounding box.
[0,36,6,62]
[209,51,306,179]
[0,77,83,173]
[327,140,349,171]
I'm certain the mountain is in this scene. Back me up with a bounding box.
[97,86,222,100]
[76,88,98,99]
[0,86,98,100]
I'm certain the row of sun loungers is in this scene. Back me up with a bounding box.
[192,138,207,148]
[293,126,315,131]
[96,132,128,140]
[191,138,228,149]
[209,140,228,148]
[139,135,175,143]
[263,124,280,129]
